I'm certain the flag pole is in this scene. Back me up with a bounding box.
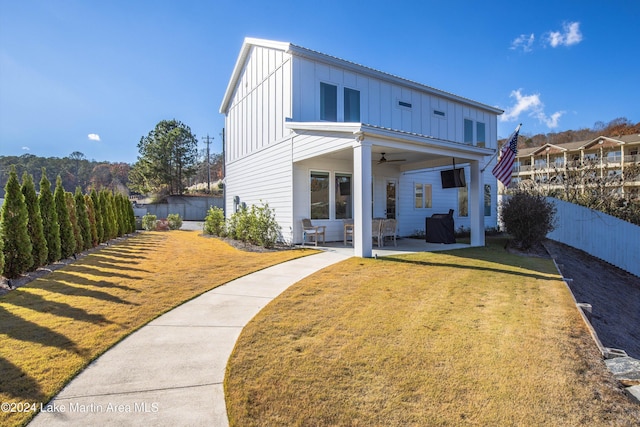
[481,123,522,173]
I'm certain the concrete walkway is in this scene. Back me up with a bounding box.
[29,250,348,427]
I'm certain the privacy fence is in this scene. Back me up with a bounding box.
[546,197,640,277]
[135,196,224,221]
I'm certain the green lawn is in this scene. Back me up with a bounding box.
[0,230,315,427]
[226,238,640,426]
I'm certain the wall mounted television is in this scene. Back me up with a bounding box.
[440,168,466,188]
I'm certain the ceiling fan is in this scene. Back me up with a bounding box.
[377,152,406,164]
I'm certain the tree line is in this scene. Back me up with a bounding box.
[0,152,131,198]
[0,166,135,280]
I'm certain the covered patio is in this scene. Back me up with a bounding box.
[288,122,495,258]
[304,237,471,257]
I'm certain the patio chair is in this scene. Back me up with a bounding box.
[301,218,326,246]
[343,219,354,245]
[380,219,397,247]
[372,219,383,247]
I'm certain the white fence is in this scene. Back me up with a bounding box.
[546,197,640,277]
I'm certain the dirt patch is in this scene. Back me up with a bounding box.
[544,240,640,359]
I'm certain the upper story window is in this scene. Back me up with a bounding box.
[464,119,486,146]
[344,88,360,122]
[320,83,337,121]
[464,119,473,144]
[476,122,486,147]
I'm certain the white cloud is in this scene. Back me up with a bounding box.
[545,22,583,48]
[88,133,101,141]
[22,146,30,151]
[510,33,535,52]
[500,89,564,129]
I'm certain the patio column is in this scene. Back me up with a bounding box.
[469,160,485,247]
[353,136,372,257]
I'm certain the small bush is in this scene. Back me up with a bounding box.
[223,202,281,248]
[501,192,556,249]
[204,207,225,236]
[167,213,183,230]
[142,213,157,231]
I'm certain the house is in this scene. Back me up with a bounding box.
[219,38,504,257]
[511,134,640,197]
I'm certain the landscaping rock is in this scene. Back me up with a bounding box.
[605,356,640,386]
[626,385,640,403]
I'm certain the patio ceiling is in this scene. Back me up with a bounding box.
[287,121,495,171]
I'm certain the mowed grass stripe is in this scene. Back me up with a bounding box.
[226,241,639,426]
[0,230,315,427]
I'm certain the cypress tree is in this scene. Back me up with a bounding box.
[116,193,127,236]
[65,192,82,254]
[105,191,118,239]
[21,172,48,268]
[85,194,99,247]
[126,197,136,233]
[39,169,61,263]
[1,166,33,278]
[75,188,92,251]
[90,189,104,244]
[55,176,75,259]
[99,190,112,242]
[0,225,3,275]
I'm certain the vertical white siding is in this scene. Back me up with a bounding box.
[292,56,497,148]
[225,46,292,162]
[398,166,498,237]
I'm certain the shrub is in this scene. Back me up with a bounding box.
[75,188,92,251]
[249,203,280,248]
[1,166,33,278]
[226,202,281,248]
[85,194,99,247]
[204,207,225,236]
[65,191,82,255]
[91,189,104,243]
[167,213,183,230]
[39,169,61,263]
[22,172,48,268]
[142,213,158,231]
[55,176,75,259]
[501,191,556,249]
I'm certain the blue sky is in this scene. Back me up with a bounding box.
[1,0,639,164]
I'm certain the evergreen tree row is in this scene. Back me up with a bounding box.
[0,166,136,279]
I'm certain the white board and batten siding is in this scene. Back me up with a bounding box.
[291,56,497,149]
[398,167,498,237]
[225,45,293,163]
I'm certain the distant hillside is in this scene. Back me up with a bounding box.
[506,117,640,148]
[0,153,131,198]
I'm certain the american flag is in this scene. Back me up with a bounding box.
[492,124,521,187]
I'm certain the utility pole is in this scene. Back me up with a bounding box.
[202,134,214,192]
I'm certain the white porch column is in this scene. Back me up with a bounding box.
[469,160,485,247]
[353,137,372,257]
